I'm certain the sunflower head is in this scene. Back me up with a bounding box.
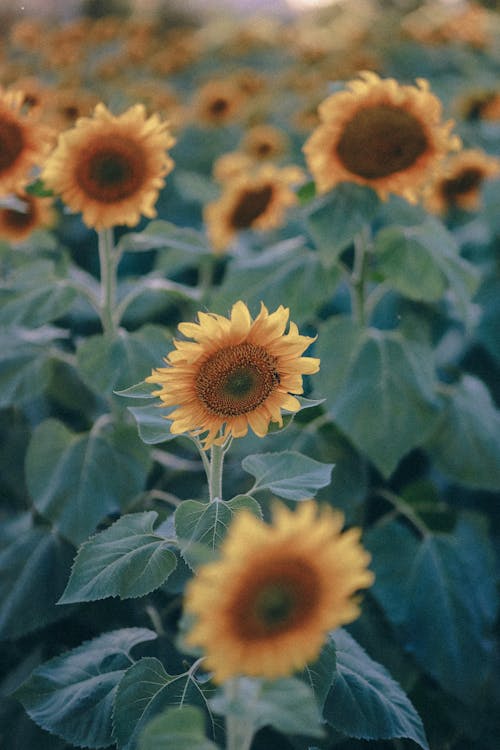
[146,301,319,448]
[424,149,500,214]
[204,163,304,253]
[303,71,461,203]
[184,500,374,683]
[192,79,247,127]
[41,102,176,230]
[240,123,290,161]
[0,87,54,197]
[0,191,56,242]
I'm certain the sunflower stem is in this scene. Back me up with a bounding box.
[208,442,225,502]
[225,679,255,750]
[350,226,370,327]
[98,227,118,337]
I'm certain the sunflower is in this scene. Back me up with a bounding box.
[204,163,304,252]
[456,90,500,122]
[424,149,500,214]
[41,103,176,230]
[303,71,461,203]
[192,79,247,127]
[184,501,374,683]
[146,301,319,448]
[240,123,289,161]
[0,88,54,197]
[0,191,56,242]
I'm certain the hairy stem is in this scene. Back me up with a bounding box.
[97,227,118,337]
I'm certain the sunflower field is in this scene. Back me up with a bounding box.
[1,1,500,749]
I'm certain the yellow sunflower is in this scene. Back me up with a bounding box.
[424,149,500,214]
[191,79,247,127]
[0,88,54,196]
[184,501,374,683]
[0,191,56,242]
[240,123,290,161]
[41,103,176,230]
[303,71,461,203]
[204,163,304,253]
[146,300,319,448]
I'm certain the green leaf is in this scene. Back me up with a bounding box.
[115,380,157,399]
[114,658,216,750]
[76,325,170,396]
[324,629,429,749]
[314,317,440,476]
[0,515,75,640]
[300,639,337,711]
[128,404,177,445]
[423,375,500,491]
[25,178,54,197]
[374,219,480,311]
[138,706,218,750]
[174,170,220,204]
[305,183,379,266]
[211,676,324,738]
[365,515,498,704]
[209,239,336,323]
[175,496,262,569]
[0,260,76,327]
[14,628,157,749]
[0,330,55,408]
[118,220,209,255]
[241,450,333,500]
[59,512,177,604]
[26,419,151,546]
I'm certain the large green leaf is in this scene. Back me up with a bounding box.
[128,404,176,445]
[0,259,77,327]
[365,515,498,704]
[300,639,337,711]
[314,317,440,476]
[324,629,429,749]
[423,375,500,491]
[208,238,336,323]
[211,676,324,739]
[114,657,215,750]
[174,495,262,569]
[305,183,379,266]
[25,419,151,546]
[118,220,209,255]
[76,324,170,396]
[241,450,334,501]
[374,219,480,312]
[138,706,218,750]
[0,330,55,408]
[0,515,75,640]
[14,628,157,749]
[59,512,177,604]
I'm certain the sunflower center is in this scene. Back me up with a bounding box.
[441,167,483,202]
[75,135,146,203]
[0,117,25,173]
[195,342,279,416]
[230,184,273,229]
[231,558,321,640]
[210,97,229,116]
[336,104,429,179]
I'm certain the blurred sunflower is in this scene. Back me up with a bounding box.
[184,501,374,683]
[240,123,289,161]
[41,103,176,230]
[0,88,53,196]
[424,149,500,214]
[0,191,56,242]
[204,163,304,252]
[303,71,460,203]
[457,89,500,122]
[192,79,247,127]
[146,300,319,448]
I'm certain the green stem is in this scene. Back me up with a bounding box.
[225,680,255,750]
[350,227,369,326]
[208,442,225,502]
[98,227,118,337]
